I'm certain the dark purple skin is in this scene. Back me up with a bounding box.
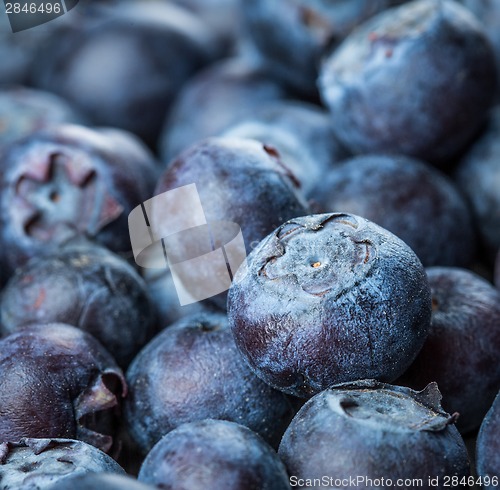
[138,419,291,490]
[0,242,156,368]
[46,473,155,490]
[0,124,158,277]
[312,154,477,267]
[221,101,351,196]
[476,392,500,489]
[124,312,295,454]
[242,0,407,95]
[455,106,500,260]
[228,213,431,398]
[496,250,500,288]
[0,439,124,490]
[279,381,471,488]
[399,267,500,433]
[0,324,127,454]
[0,87,84,150]
[463,0,500,96]
[159,57,290,162]
[319,0,498,165]
[153,137,308,307]
[30,2,220,147]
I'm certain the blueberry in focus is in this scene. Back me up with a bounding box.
[222,101,351,196]
[228,213,431,398]
[124,312,295,454]
[0,438,124,490]
[0,241,156,368]
[399,267,500,433]
[242,0,407,96]
[30,2,220,147]
[318,0,497,165]
[0,323,127,454]
[476,391,500,489]
[159,57,290,162]
[312,154,476,267]
[455,106,500,260]
[279,381,470,487]
[0,124,158,277]
[138,419,291,490]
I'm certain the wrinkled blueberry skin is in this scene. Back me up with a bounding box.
[399,267,500,433]
[0,438,124,490]
[124,312,295,454]
[46,473,154,490]
[0,124,158,277]
[319,0,497,165]
[138,419,291,490]
[313,154,476,267]
[228,213,431,398]
[0,87,84,150]
[279,381,470,488]
[0,324,127,454]
[222,101,351,196]
[455,106,500,260]
[159,58,290,162]
[242,0,406,95]
[154,137,308,307]
[476,392,500,489]
[0,242,156,368]
[31,3,219,147]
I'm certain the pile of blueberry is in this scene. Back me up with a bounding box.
[0,0,499,488]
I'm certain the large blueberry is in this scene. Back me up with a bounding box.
[46,473,155,490]
[312,154,476,267]
[124,312,294,454]
[0,241,156,368]
[0,324,127,454]
[0,439,124,489]
[279,381,470,487]
[138,419,291,490]
[0,124,158,277]
[319,0,497,165]
[228,213,431,398]
[476,392,500,489]
[399,267,500,433]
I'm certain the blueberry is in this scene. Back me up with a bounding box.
[279,381,470,486]
[318,0,497,165]
[153,137,308,307]
[222,101,351,196]
[495,250,500,289]
[159,57,290,162]
[312,154,476,267]
[228,213,431,398]
[476,391,500,489]
[455,106,500,260]
[0,438,124,490]
[0,124,158,277]
[0,87,84,150]
[0,324,127,454]
[124,312,294,454]
[399,267,500,433]
[138,419,291,490]
[31,2,220,147]
[242,0,406,95]
[0,241,157,368]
